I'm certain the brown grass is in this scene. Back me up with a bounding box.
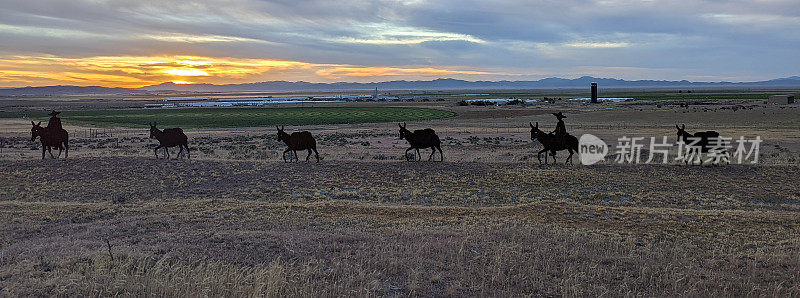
[1,157,799,296]
[2,98,799,296]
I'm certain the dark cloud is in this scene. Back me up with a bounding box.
[0,0,798,82]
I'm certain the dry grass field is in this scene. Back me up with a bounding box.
[1,94,799,296]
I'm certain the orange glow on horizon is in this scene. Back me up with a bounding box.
[0,55,499,88]
[163,69,209,76]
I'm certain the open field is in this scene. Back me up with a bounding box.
[2,107,457,129]
[397,88,798,101]
[1,91,800,296]
[2,158,799,296]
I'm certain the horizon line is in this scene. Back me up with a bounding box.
[4,75,800,90]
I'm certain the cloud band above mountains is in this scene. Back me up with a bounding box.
[0,0,798,87]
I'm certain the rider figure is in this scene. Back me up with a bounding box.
[46,110,62,132]
[552,112,567,146]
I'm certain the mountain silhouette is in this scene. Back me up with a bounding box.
[135,76,800,92]
[2,76,799,96]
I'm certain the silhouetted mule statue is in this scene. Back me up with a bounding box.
[276,126,319,162]
[30,121,69,159]
[675,124,724,165]
[149,122,189,160]
[398,122,443,161]
[530,122,578,164]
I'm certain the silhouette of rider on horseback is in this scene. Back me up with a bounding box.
[31,110,69,159]
[46,110,62,131]
[552,112,567,146]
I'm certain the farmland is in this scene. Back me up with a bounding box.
[414,89,797,102]
[4,107,457,129]
[1,92,800,296]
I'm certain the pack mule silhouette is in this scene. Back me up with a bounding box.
[398,122,443,161]
[675,124,725,165]
[30,121,69,159]
[276,126,319,162]
[149,122,190,160]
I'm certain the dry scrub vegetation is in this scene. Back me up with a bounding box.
[2,98,800,295]
[1,158,799,296]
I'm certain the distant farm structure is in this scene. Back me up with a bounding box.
[144,93,442,108]
[464,98,539,106]
[768,95,795,105]
[568,97,633,103]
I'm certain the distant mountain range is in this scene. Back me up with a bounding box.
[2,76,799,97]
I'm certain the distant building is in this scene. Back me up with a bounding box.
[150,96,345,108]
[768,95,795,105]
[163,97,209,102]
[590,83,598,103]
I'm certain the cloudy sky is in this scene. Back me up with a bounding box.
[0,0,798,87]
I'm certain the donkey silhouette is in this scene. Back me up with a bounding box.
[530,122,578,164]
[276,126,319,162]
[30,121,69,159]
[675,124,724,165]
[398,122,443,161]
[149,122,189,159]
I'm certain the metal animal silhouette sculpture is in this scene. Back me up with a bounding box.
[398,122,443,161]
[530,122,578,164]
[30,121,69,159]
[675,124,723,165]
[149,122,190,159]
[276,126,319,162]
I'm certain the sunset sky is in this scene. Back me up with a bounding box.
[0,0,798,88]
